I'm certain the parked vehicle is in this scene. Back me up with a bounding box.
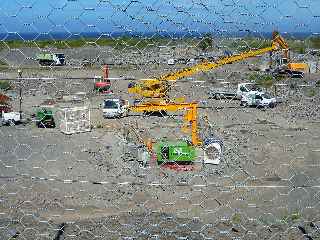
[1,111,22,126]
[208,82,263,100]
[102,98,129,118]
[35,108,55,128]
[167,59,175,65]
[155,140,196,164]
[240,92,277,108]
[36,53,65,66]
[272,68,305,78]
[94,65,112,94]
[286,69,304,78]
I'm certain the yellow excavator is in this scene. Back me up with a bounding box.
[128,31,308,101]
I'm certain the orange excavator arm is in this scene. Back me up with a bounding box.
[130,102,201,146]
[272,31,289,59]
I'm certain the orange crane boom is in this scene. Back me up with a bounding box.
[130,102,201,146]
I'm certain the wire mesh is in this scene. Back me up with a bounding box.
[0,0,320,239]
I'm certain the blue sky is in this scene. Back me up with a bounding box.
[0,0,319,36]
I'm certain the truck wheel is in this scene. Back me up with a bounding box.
[216,93,224,100]
[240,102,247,107]
[9,119,16,126]
[220,94,225,99]
[269,102,275,108]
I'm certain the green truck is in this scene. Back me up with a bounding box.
[35,108,55,128]
[155,141,196,164]
[36,53,65,66]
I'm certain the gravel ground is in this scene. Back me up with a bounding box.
[0,50,320,239]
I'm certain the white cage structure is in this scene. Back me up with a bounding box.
[59,106,91,134]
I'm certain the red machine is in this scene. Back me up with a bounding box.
[0,93,12,113]
[94,65,111,93]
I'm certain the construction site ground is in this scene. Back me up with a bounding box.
[1,57,320,239]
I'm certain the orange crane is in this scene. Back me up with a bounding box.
[130,102,201,147]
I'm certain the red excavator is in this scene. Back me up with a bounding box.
[94,65,112,94]
[0,93,12,113]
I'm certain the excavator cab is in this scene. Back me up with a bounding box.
[128,79,169,98]
[155,140,196,164]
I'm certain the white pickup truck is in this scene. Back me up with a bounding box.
[102,98,129,118]
[0,111,22,126]
[240,92,278,108]
[208,82,263,100]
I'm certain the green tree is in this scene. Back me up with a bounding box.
[198,33,212,51]
[310,37,320,49]
[0,80,11,90]
[249,73,274,89]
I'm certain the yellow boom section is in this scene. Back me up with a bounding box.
[159,45,276,81]
[130,102,201,146]
[272,31,289,59]
[128,31,288,99]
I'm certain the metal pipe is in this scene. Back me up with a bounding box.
[18,69,22,121]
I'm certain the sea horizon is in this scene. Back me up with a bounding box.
[0,31,315,41]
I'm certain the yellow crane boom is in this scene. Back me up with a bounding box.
[128,31,289,99]
[159,31,289,81]
[159,46,275,81]
[130,102,201,146]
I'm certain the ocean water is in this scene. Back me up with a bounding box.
[0,31,314,41]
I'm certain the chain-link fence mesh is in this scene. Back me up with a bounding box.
[0,0,320,239]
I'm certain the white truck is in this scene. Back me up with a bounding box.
[102,98,129,118]
[0,111,22,126]
[167,59,175,65]
[36,53,66,66]
[208,82,263,100]
[240,92,277,108]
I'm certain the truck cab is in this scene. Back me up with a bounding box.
[155,141,196,164]
[102,98,129,118]
[37,53,65,66]
[236,83,262,98]
[35,108,55,128]
[94,76,111,93]
[241,92,277,108]
[1,111,22,126]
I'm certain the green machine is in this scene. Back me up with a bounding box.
[155,141,196,164]
[36,108,55,128]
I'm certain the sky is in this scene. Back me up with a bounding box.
[0,0,319,37]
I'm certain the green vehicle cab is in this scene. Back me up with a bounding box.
[35,108,55,128]
[155,141,196,164]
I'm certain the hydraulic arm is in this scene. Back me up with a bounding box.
[128,31,289,99]
[130,102,201,146]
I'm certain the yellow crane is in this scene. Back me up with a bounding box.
[130,102,201,146]
[128,31,301,100]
